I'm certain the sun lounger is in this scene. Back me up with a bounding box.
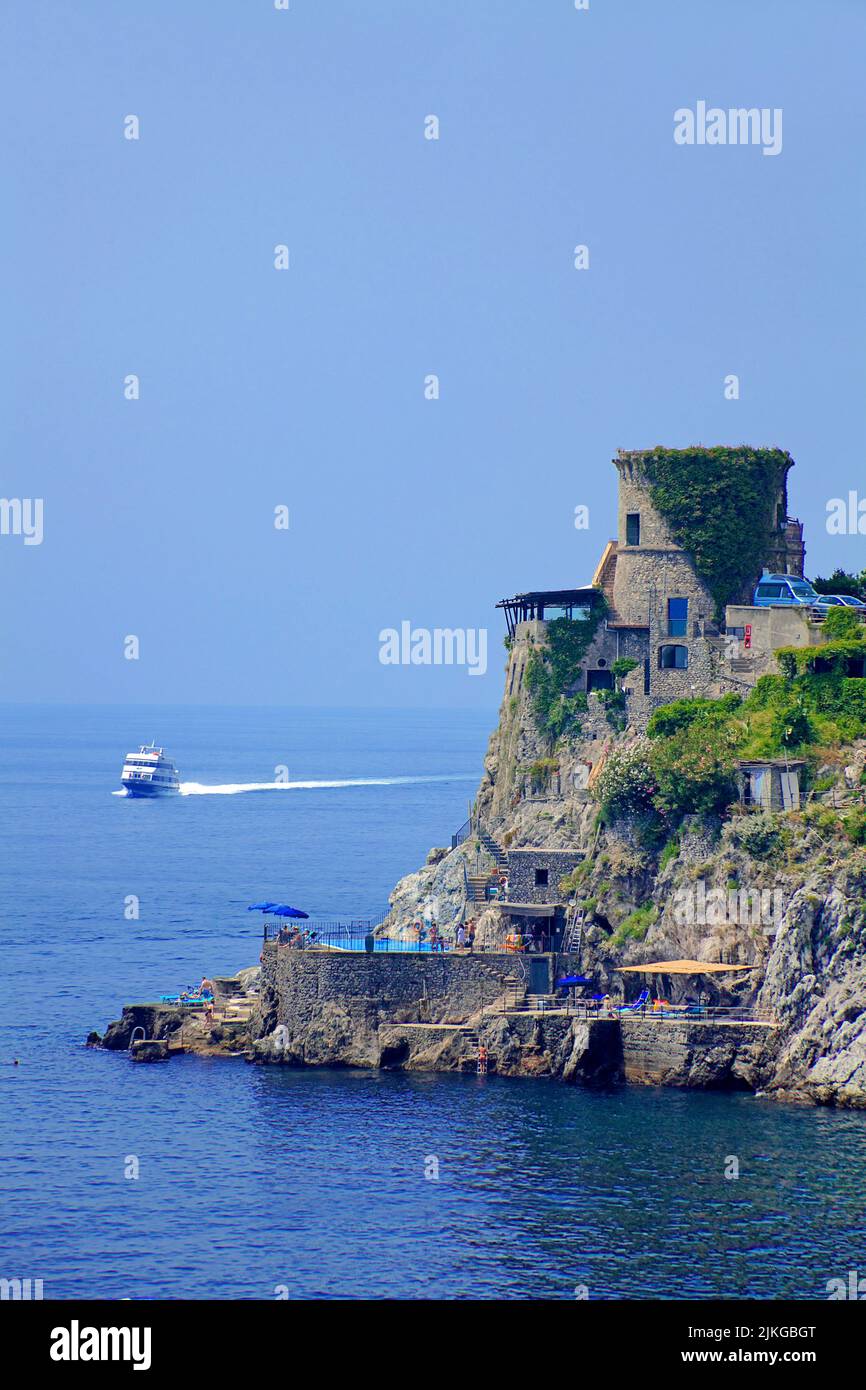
[618,988,650,1014]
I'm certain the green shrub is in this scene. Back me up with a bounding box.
[525,757,559,793]
[641,446,792,619]
[812,773,838,793]
[542,694,588,741]
[648,722,740,820]
[647,693,742,739]
[770,701,815,750]
[596,687,627,730]
[734,815,788,860]
[843,809,866,845]
[659,835,681,871]
[559,861,590,895]
[803,803,840,834]
[776,640,866,679]
[746,675,788,710]
[823,606,863,641]
[611,904,658,944]
[525,606,605,738]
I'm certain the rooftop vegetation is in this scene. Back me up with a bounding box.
[639,446,792,619]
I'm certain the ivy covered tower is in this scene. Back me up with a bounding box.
[611,447,803,621]
[607,446,804,700]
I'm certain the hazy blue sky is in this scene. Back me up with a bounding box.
[3,0,866,708]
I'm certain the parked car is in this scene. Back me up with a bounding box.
[828,594,866,608]
[752,575,830,609]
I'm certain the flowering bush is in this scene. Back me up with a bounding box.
[595,742,656,819]
[596,726,739,827]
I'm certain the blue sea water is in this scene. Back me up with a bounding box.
[1,704,865,1301]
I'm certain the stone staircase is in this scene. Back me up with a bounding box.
[477,826,509,869]
[466,872,495,904]
[214,988,258,1036]
[499,983,528,1013]
[463,823,509,904]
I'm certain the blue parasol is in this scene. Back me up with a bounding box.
[247,902,278,911]
[267,904,309,920]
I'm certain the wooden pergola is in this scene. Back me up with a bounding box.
[620,960,754,975]
[619,959,755,1007]
[496,586,601,638]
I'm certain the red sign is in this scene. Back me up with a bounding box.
[745,624,752,650]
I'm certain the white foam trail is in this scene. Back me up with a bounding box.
[178,773,476,797]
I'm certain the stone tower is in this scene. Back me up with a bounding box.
[604,447,804,705]
[611,451,716,630]
[610,447,803,630]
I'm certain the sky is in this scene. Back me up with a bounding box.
[3,0,866,708]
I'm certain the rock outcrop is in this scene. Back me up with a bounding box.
[384,628,866,1106]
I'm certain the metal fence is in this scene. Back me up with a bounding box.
[561,999,776,1025]
[451,817,472,850]
[263,920,456,953]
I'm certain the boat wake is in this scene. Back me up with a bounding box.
[179,774,477,796]
[114,774,476,797]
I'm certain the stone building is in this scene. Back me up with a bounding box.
[599,449,804,710]
[736,760,805,811]
[497,447,808,733]
[504,848,583,904]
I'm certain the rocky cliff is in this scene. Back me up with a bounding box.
[386,627,866,1107]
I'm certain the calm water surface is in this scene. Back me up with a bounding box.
[1,706,864,1299]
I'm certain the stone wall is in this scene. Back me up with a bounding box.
[608,451,800,712]
[618,1016,766,1089]
[255,942,529,1066]
[726,604,821,658]
[251,950,780,1095]
[612,455,719,632]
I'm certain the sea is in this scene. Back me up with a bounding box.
[1,704,865,1300]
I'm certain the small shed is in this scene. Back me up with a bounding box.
[505,849,584,903]
[736,760,804,812]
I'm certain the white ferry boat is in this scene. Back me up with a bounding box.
[120,744,181,797]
